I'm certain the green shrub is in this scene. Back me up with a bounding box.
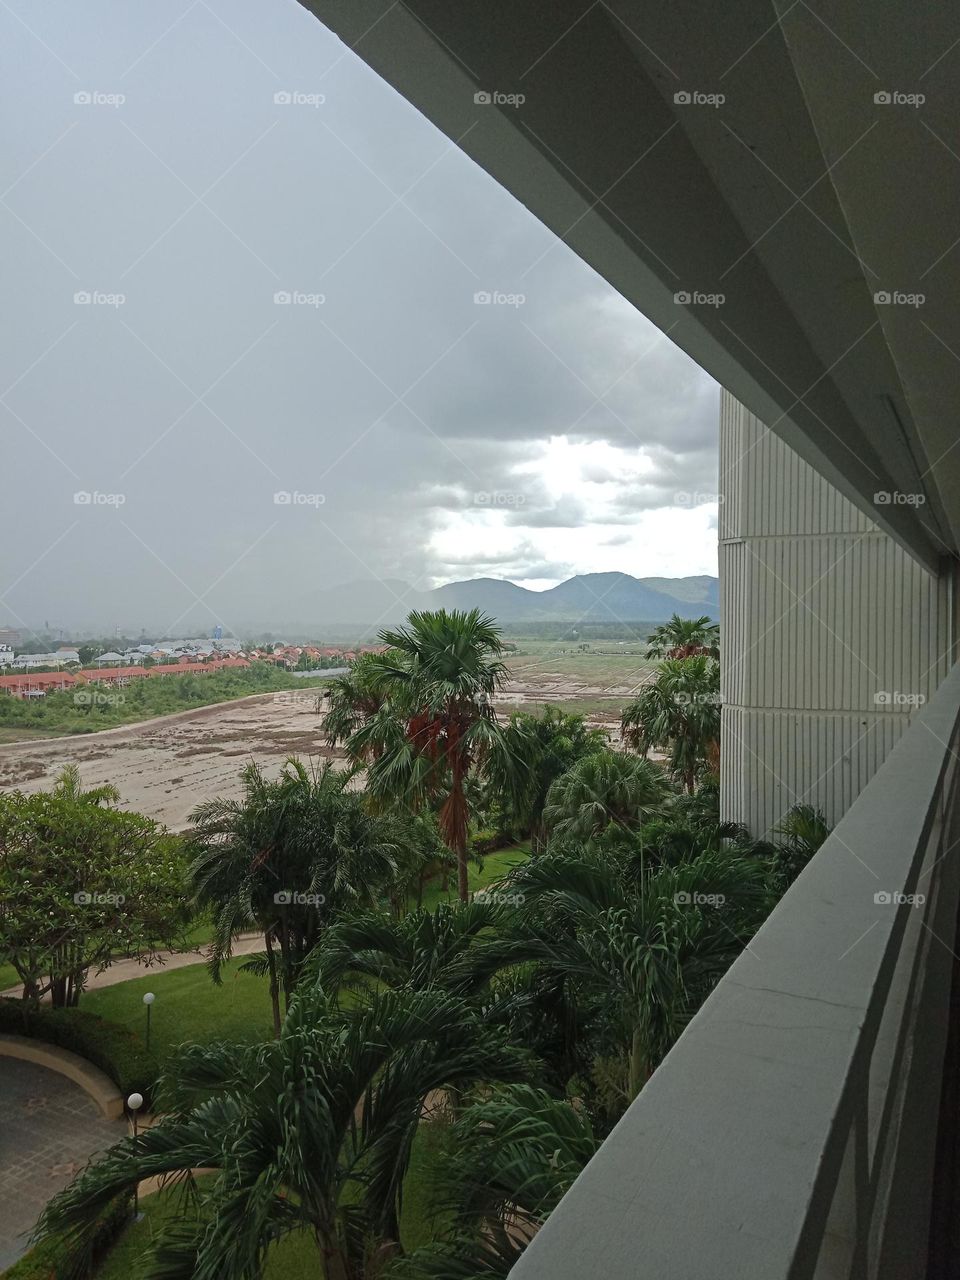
[1,1193,132,1279]
[0,999,158,1106]
[469,828,509,856]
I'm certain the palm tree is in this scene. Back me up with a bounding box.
[309,898,513,1000]
[51,763,120,807]
[322,652,391,756]
[621,655,720,793]
[33,987,530,1280]
[773,803,831,890]
[486,707,607,852]
[500,840,772,1103]
[348,609,513,903]
[645,613,719,660]
[394,1084,599,1279]
[188,758,397,1034]
[542,750,673,842]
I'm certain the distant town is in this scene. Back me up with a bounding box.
[0,628,388,698]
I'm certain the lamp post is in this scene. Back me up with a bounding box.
[127,1092,144,1221]
[142,991,155,1053]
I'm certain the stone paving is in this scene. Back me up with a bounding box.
[0,1057,125,1270]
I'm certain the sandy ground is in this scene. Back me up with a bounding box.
[0,659,647,829]
[0,691,342,831]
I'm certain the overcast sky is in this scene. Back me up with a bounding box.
[1,0,719,637]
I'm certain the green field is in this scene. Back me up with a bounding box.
[0,663,331,741]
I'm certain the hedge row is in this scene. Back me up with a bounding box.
[0,998,158,1107]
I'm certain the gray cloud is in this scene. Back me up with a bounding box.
[1,0,717,635]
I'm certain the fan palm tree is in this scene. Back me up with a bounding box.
[33,987,531,1280]
[621,655,720,793]
[772,803,831,890]
[542,750,673,842]
[323,652,391,756]
[188,758,398,1034]
[348,609,513,903]
[645,614,719,660]
[486,707,607,852]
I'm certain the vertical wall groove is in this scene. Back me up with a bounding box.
[719,391,951,835]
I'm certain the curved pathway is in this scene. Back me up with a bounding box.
[1,933,264,999]
[0,1057,125,1269]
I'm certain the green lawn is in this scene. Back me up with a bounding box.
[418,843,531,912]
[82,956,274,1066]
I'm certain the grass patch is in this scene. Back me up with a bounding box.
[82,957,274,1069]
[0,662,334,740]
[418,843,531,913]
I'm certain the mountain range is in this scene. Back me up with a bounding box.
[308,573,719,627]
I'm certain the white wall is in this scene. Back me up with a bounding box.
[719,391,954,835]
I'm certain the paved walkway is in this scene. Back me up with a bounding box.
[0,1057,125,1270]
[1,933,264,999]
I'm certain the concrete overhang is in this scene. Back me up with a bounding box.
[299,0,960,575]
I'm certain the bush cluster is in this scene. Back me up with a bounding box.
[0,998,158,1106]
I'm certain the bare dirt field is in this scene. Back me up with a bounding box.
[0,649,655,827]
[0,691,338,830]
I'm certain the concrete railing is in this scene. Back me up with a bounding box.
[511,662,960,1280]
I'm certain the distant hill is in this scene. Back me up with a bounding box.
[308,573,719,628]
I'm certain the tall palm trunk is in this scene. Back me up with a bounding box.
[264,932,282,1037]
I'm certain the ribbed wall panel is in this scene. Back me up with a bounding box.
[719,392,953,834]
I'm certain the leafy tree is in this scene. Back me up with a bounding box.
[486,707,607,852]
[0,790,186,1005]
[349,610,514,902]
[621,655,721,792]
[542,750,673,842]
[645,614,719,660]
[188,758,399,1034]
[34,988,530,1280]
